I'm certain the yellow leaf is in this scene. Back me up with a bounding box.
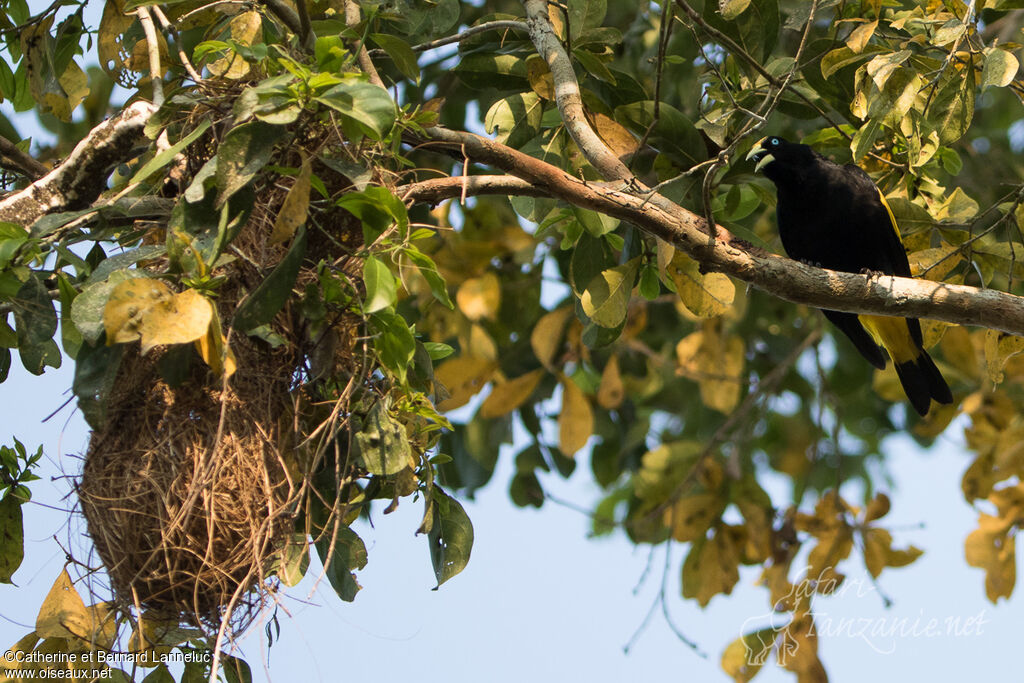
[596,354,624,409]
[53,61,89,122]
[965,513,1016,603]
[682,526,741,607]
[656,238,674,278]
[103,278,173,344]
[919,318,950,349]
[863,492,890,522]
[83,602,118,650]
[525,54,554,100]
[804,527,853,593]
[846,19,878,53]
[862,527,892,578]
[456,272,501,321]
[434,355,497,411]
[721,628,778,682]
[760,560,797,612]
[35,570,91,640]
[479,368,544,419]
[669,493,724,542]
[98,0,135,76]
[940,325,978,379]
[886,544,923,568]
[908,244,963,281]
[194,308,236,378]
[676,321,745,414]
[593,113,638,159]
[466,323,497,360]
[531,306,572,368]
[209,11,262,79]
[139,288,214,353]
[559,376,593,455]
[270,155,312,244]
[668,252,734,318]
[580,258,640,328]
[0,631,39,673]
[871,363,906,402]
[779,609,826,679]
[984,330,1024,384]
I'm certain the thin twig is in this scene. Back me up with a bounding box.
[151,5,204,83]
[367,20,529,57]
[135,7,164,107]
[344,0,385,88]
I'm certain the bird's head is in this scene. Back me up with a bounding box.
[746,136,816,176]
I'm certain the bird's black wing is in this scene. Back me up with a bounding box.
[839,164,913,278]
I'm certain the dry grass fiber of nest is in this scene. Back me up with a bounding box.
[78,335,298,633]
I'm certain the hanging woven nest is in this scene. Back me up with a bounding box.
[78,332,297,631]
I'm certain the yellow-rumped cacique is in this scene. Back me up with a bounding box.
[746,135,952,416]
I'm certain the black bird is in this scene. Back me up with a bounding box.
[747,135,952,416]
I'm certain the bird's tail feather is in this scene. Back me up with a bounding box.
[894,352,953,417]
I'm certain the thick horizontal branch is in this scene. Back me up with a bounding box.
[0,101,157,228]
[412,126,1024,337]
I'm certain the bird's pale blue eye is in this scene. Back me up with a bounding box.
[770,137,779,146]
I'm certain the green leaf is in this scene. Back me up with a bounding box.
[423,341,454,360]
[719,0,752,20]
[215,120,286,207]
[362,255,396,314]
[568,0,607,40]
[615,101,708,170]
[454,54,529,90]
[484,92,544,149]
[336,186,409,242]
[982,47,1019,91]
[573,47,616,84]
[84,245,166,286]
[315,525,367,602]
[232,226,307,332]
[0,494,24,583]
[70,270,141,345]
[276,534,310,587]
[370,309,415,383]
[580,257,640,328]
[0,222,27,269]
[404,247,454,309]
[222,657,252,683]
[314,81,396,141]
[72,341,123,430]
[639,263,660,300]
[371,34,420,83]
[130,119,212,185]
[570,231,616,296]
[426,488,474,588]
[13,273,60,375]
[355,400,412,475]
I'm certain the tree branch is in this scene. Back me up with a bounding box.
[0,101,157,227]
[521,0,632,181]
[0,135,48,180]
[396,175,548,204]
[368,20,529,58]
[412,126,1024,337]
[344,0,385,88]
